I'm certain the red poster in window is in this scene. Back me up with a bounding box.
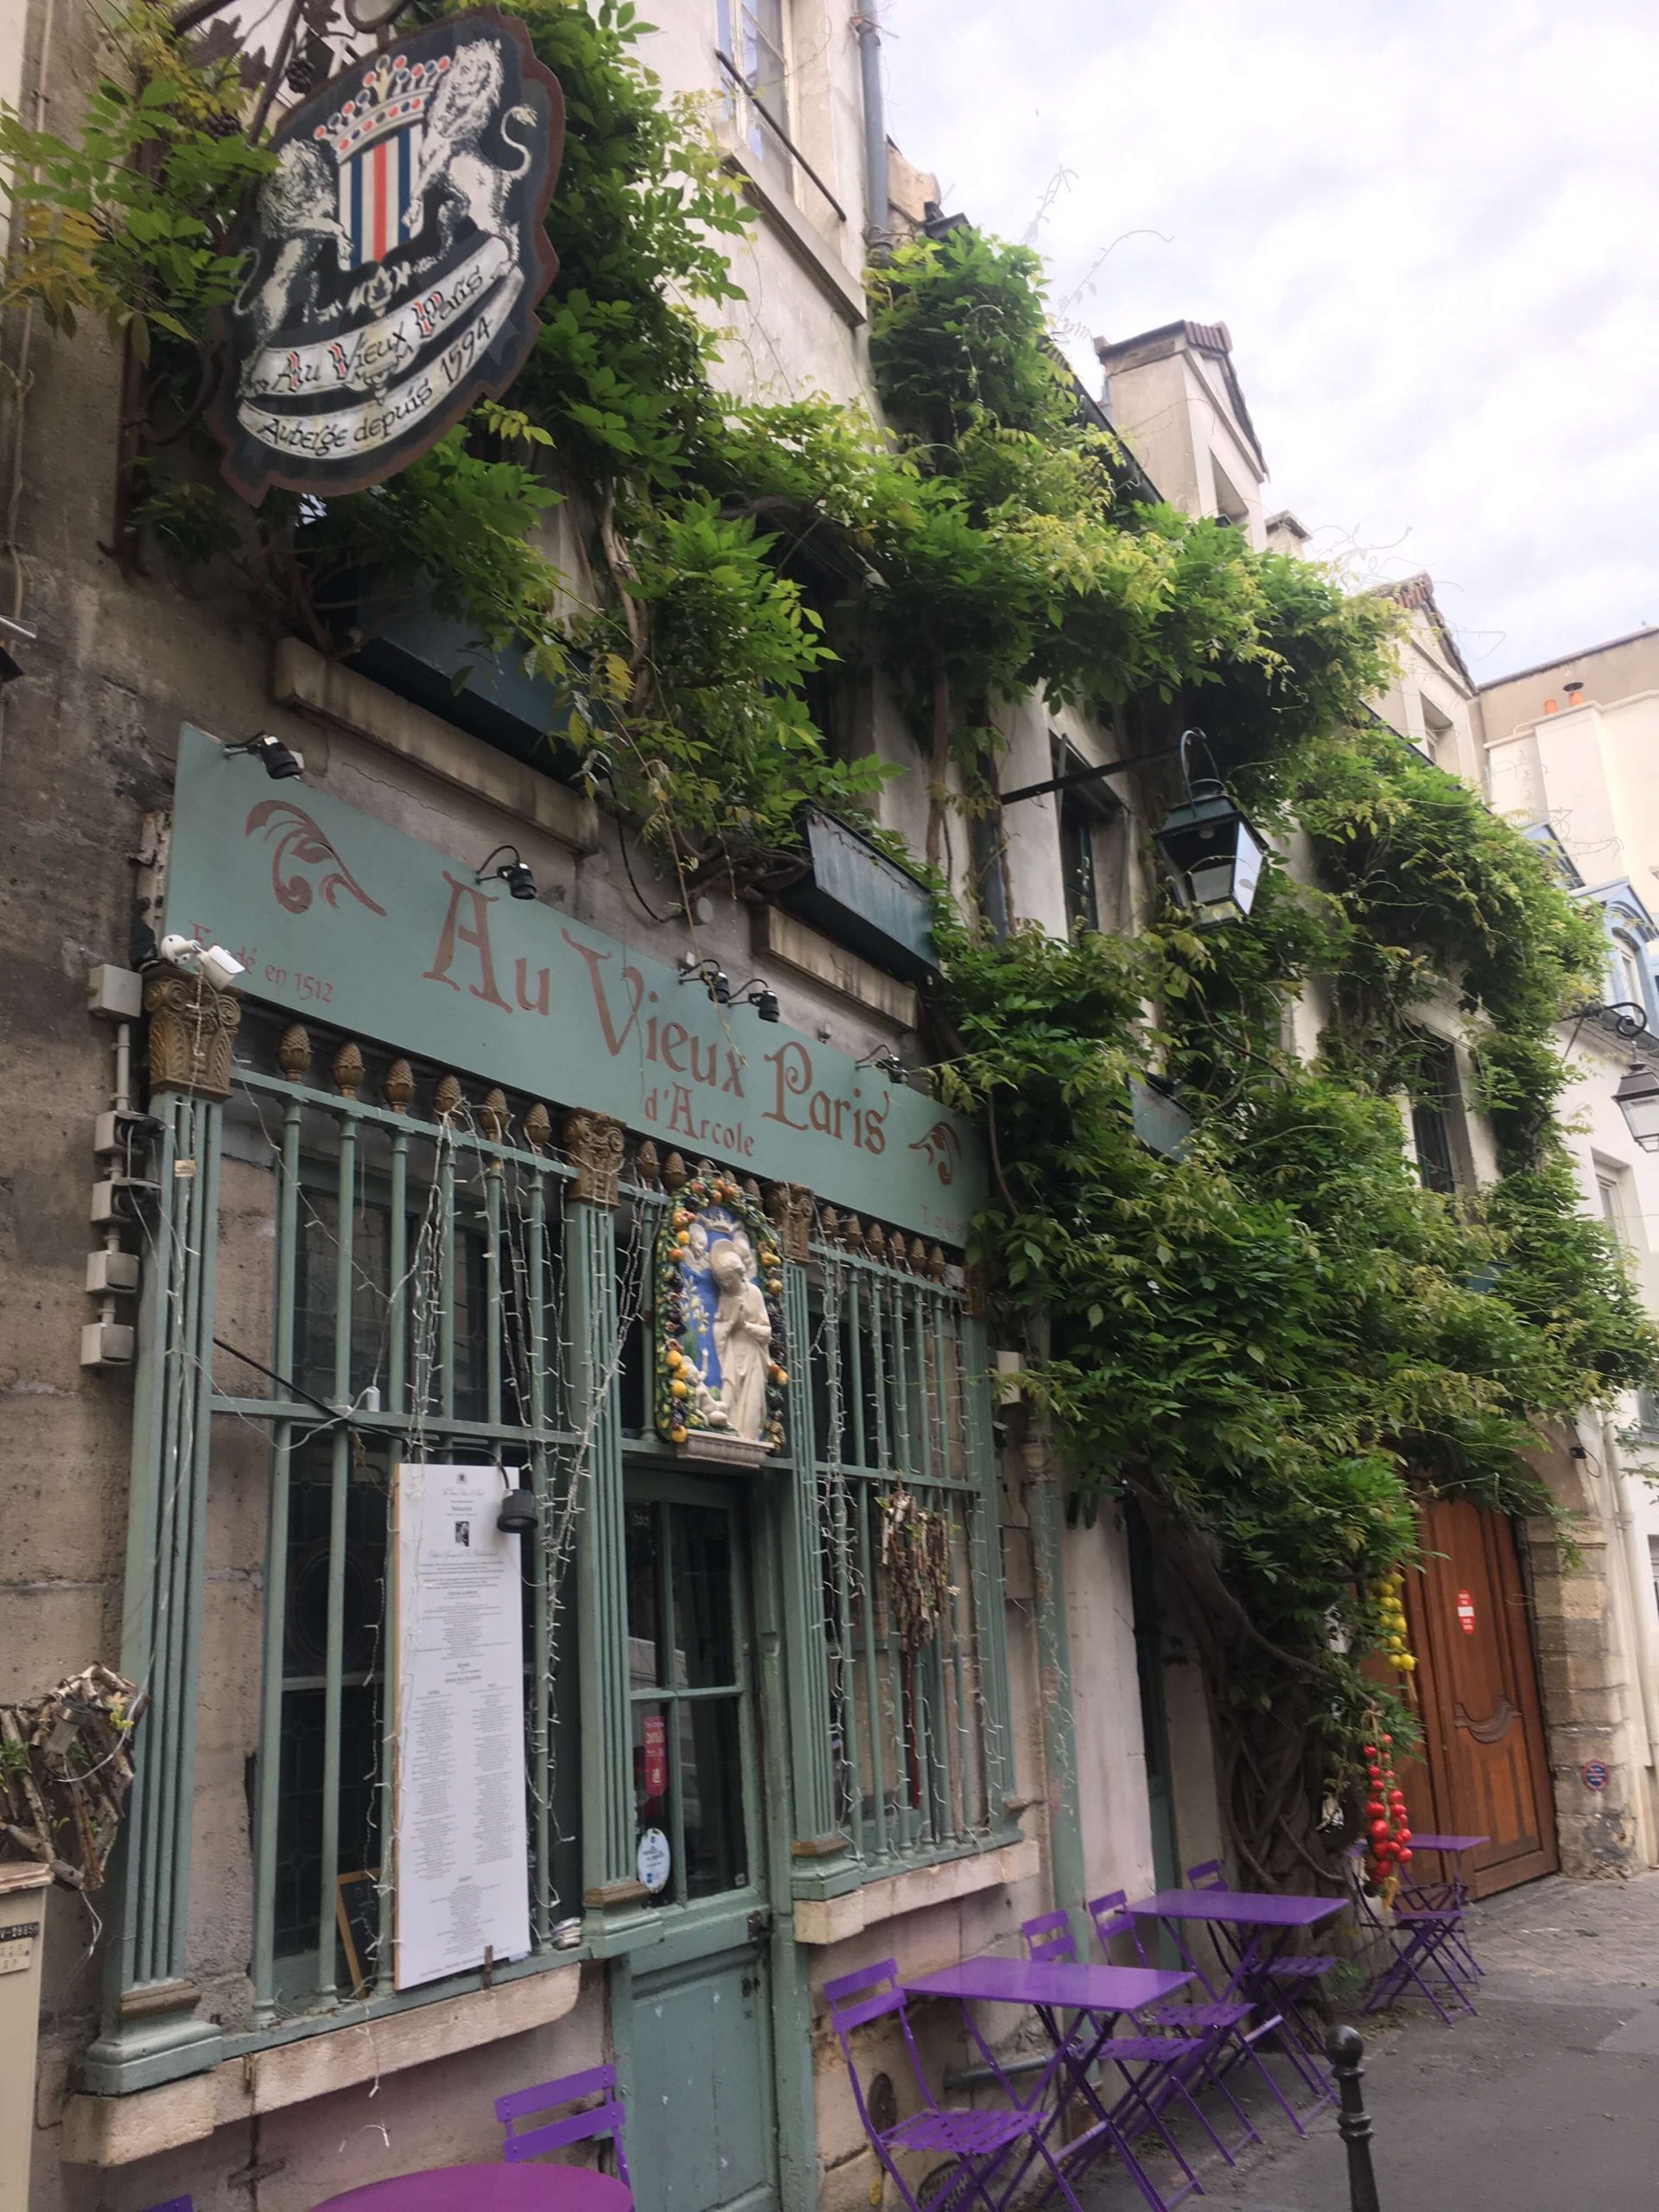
[642,1714,668,1800]
[1456,1589,1476,1635]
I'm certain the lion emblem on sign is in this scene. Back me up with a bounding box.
[211,11,564,505]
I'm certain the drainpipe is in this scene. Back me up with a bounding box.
[854,0,890,262]
[1604,1416,1659,1774]
[1022,1386,1086,1941]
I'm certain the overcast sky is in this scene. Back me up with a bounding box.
[878,0,1659,681]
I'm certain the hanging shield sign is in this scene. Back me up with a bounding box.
[209,9,563,504]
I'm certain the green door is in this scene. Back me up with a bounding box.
[623,1474,779,2212]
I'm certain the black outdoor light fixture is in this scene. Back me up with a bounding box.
[478,844,538,900]
[1152,729,1266,927]
[226,730,305,781]
[496,1471,538,1536]
[678,953,732,1004]
[677,956,779,1020]
[856,1046,907,1084]
[997,725,1263,929]
[1614,1060,1659,1154]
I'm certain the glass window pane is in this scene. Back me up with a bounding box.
[626,1505,663,1691]
[632,1698,671,1831]
[680,1698,747,1897]
[671,1506,735,1688]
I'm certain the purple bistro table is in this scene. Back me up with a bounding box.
[1127,1890,1345,2127]
[313,2168,633,2212]
[905,1955,1198,2212]
[1402,1833,1488,1980]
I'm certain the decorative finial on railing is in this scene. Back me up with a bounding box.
[277,1023,311,1083]
[332,1039,364,1100]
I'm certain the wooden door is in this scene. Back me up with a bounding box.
[1400,1501,1558,1898]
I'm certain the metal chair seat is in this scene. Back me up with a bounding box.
[1140,1999,1251,2031]
[885,2108,1040,2157]
[1258,1954,1335,1981]
[1084,2033,1207,2063]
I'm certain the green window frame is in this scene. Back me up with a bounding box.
[95,1003,1009,2087]
[808,1230,1014,1869]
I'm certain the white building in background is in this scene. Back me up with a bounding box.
[1477,630,1659,1845]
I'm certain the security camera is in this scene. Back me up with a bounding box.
[158,934,246,990]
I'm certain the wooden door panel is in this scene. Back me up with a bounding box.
[1403,1502,1557,1898]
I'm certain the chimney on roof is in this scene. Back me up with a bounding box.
[1564,681,1585,708]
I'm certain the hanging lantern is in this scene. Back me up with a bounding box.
[1614,1060,1659,1153]
[1153,729,1266,927]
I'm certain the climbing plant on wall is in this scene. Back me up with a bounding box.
[931,744,1657,1883]
[6,0,1655,1885]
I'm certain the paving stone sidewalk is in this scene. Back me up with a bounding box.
[1079,1870,1659,2212]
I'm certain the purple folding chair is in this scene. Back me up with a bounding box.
[1079,1896,1259,2164]
[140,2201,192,2212]
[1020,1906,1243,2176]
[823,1958,1091,2212]
[1345,1847,1474,2026]
[1185,1859,1334,2067]
[496,2064,631,2189]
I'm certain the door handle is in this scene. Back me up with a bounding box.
[747,1908,772,1942]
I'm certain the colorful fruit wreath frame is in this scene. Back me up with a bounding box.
[653,1165,789,1452]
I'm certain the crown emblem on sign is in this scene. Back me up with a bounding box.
[312,51,450,162]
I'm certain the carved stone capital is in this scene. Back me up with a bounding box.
[767,1181,815,1264]
[564,1110,625,1206]
[144,966,242,1100]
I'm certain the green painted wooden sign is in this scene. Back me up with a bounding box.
[162,727,985,1243]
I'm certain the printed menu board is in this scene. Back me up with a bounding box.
[392,1463,531,1989]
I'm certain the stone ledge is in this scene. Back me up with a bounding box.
[721,143,867,327]
[272,638,601,855]
[752,906,918,1029]
[794,1837,1040,1946]
[62,1960,582,2166]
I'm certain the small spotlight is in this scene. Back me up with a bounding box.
[678,954,733,1004]
[855,1046,906,1084]
[478,844,537,901]
[753,986,779,1024]
[497,1477,538,1536]
[227,731,305,780]
[158,933,246,991]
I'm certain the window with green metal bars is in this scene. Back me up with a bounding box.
[215,1015,585,2020]
[807,1231,1011,1868]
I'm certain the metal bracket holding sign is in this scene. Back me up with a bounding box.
[207,9,563,503]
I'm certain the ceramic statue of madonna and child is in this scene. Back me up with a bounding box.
[655,1170,787,1460]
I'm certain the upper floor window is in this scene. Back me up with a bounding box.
[1058,787,1100,938]
[1052,740,1125,940]
[1409,1039,1465,1197]
[719,0,792,185]
[1597,1159,1640,1250]
[1611,932,1653,1023]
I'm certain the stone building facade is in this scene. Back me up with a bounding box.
[2,9,1653,2212]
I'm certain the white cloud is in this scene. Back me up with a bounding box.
[878,0,1659,674]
